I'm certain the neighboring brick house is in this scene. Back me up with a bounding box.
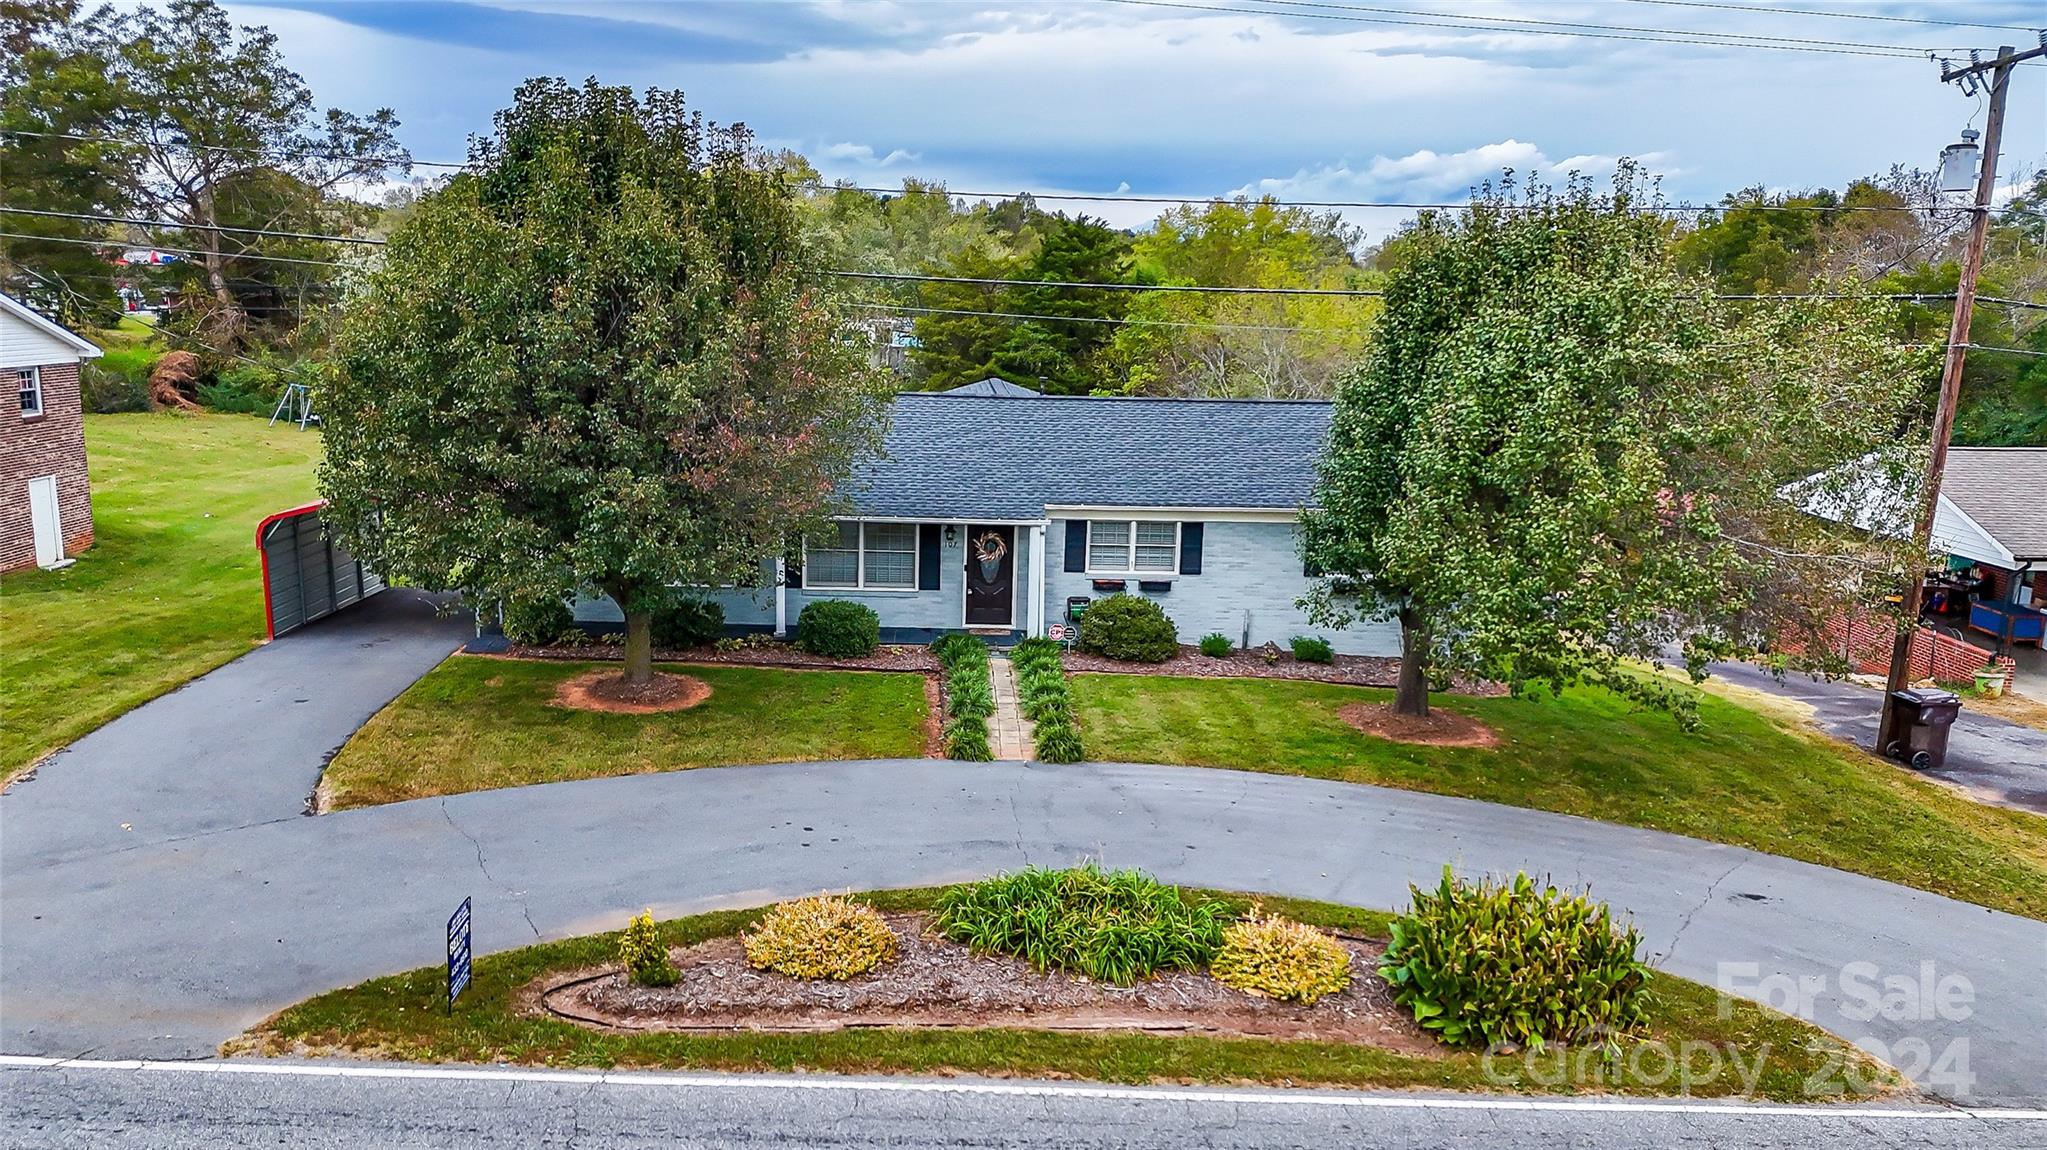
[1,295,102,573]
[574,379,1403,655]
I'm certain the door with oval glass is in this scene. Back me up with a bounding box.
[963,524,1015,627]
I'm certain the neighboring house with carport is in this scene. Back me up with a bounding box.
[575,383,1399,655]
[0,295,101,573]
[1789,446,2045,692]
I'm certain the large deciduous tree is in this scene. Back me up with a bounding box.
[87,0,406,342]
[1302,169,1929,725]
[322,79,889,686]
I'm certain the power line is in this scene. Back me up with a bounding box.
[1616,0,2044,34]
[0,126,447,169]
[832,270,1380,296]
[10,132,2039,219]
[1102,0,1941,59]
[0,231,357,268]
[848,301,1327,333]
[1245,0,1952,55]
[839,183,2036,216]
[0,205,387,245]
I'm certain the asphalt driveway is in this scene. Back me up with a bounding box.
[1708,660,2047,814]
[1,608,2043,1106]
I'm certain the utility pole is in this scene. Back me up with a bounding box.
[1877,40,2045,754]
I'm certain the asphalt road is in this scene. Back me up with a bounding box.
[3,594,2043,1112]
[1706,660,2047,814]
[5,1059,2046,1150]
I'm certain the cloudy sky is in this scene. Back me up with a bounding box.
[227,0,2045,238]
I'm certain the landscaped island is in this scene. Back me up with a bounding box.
[234,872,1893,1102]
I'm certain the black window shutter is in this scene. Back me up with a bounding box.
[1179,522,1204,575]
[1063,520,1088,572]
[918,524,942,590]
[785,545,803,589]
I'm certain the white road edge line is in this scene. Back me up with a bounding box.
[1,1055,2042,1120]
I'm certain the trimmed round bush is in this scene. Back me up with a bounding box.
[617,908,677,987]
[1198,632,1233,657]
[502,596,574,645]
[1379,868,1650,1054]
[651,597,725,649]
[1212,911,1352,1004]
[796,599,880,657]
[935,863,1226,985]
[744,895,898,980]
[1077,595,1179,663]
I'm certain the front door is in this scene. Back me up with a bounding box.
[963,525,1015,628]
[27,475,61,568]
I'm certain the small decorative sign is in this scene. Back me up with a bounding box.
[1047,623,1068,641]
[446,896,472,1011]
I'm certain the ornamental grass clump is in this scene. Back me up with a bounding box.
[935,863,1226,985]
[618,909,678,987]
[1212,910,1354,1005]
[1011,638,1085,763]
[933,634,995,759]
[1379,867,1650,1055]
[743,895,898,981]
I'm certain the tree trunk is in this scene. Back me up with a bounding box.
[622,608,654,685]
[1395,606,1430,718]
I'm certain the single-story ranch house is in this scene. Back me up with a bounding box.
[575,380,1400,655]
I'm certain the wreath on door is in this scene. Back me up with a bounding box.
[973,531,1009,584]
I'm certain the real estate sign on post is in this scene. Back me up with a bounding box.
[446,896,472,1011]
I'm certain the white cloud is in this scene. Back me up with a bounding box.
[818,142,923,167]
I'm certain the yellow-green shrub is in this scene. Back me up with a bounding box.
[618,908,677,987]
[1379,867,1650,1055]
[1211,910,1353,1004]
[744,895,897,980]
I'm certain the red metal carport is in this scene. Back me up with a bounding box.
[256,501,385,639]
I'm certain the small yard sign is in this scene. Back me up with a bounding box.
[446,896,472,1011]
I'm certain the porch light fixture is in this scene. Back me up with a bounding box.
[944,524,958,545]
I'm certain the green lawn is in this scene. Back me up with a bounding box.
[320,656,929,809]
[234,887,1889,1101]
[1,412,321,780]
[1072,675,2047,921]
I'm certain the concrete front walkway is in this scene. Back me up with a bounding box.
[1,617,2043,1105]
[1708,660,2047,814]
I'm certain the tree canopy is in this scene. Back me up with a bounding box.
[321,78,888,683]
[1303,170,1930,725]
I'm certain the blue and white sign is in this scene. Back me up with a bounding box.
[446,896,472,1009]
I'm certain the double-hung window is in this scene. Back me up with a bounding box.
[1087,519,1178,574]
[16,367,42,418]
[804,521,917,590]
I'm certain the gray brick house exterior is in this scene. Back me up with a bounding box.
[1,296,101,574]
[575,380,1399,655]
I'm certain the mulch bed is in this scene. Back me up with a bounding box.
[532,912,1437,1052]
[1339,702,1500,749]
[1063,645,1503,696]
[505,641,939,674]
[552,669,711,714]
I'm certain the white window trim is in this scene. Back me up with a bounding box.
[1085,519,1181,576]
[801,520,921,592]
[17,366,43,419]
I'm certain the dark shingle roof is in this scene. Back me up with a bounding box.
[844,394,1331,519]
[1943,448,2047,561]
[938,377,1042,398]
